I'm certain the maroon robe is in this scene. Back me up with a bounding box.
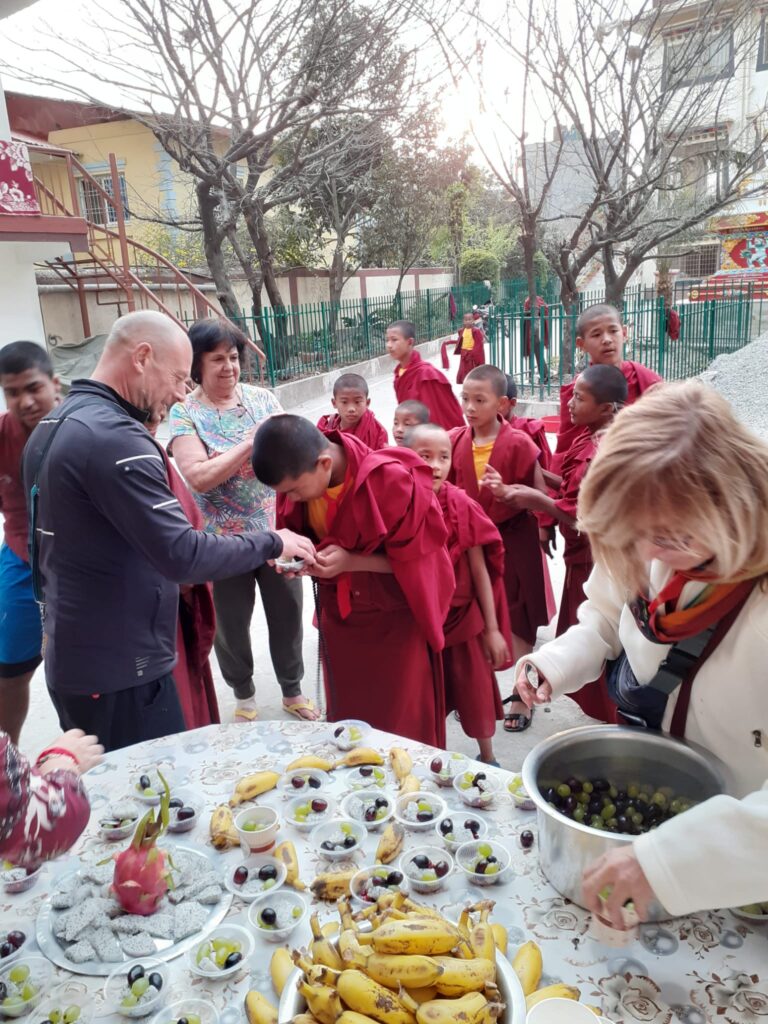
[552,360,661,472]
[277,432,454,747]
[394,350,464,431]
[449,420,548,648]
[508,414,551,470]
[454,327,486,384]
[162,452,220,729]
[316,410,388,450]
[553,433,615,723]
[438,483,509,739]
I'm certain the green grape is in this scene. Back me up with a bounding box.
[121,994,139,1008]
[50,1012,62,1024]
[3,996,24,1008]
[600,803,616,820]
[484,864,499,875]
[292,906,302,918]
[581,781,594,794]
[20,983,37,1001]
[9,966,29,984]
[131,978,150,997]
[556,784,571,798]
[477,843,492,858]
[63,1005,81,1023]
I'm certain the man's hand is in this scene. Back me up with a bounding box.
[309,544,353,579]
[42,729,104,776]
[540,526,556,557]
[513,661,553,706]
[479,464,508,499]
[482,628,511,670]
[497,483,540,512]
[275,529,316,566]
[582,847,658,928]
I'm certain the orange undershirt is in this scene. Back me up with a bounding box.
[472,440,494,482]
[461,328,475,351]
[307,476,352,540]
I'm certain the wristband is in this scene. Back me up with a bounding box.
[36,747,79,769]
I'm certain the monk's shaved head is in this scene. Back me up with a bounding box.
[403,422,451,449]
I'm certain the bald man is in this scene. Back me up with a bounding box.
[23,311,314,751]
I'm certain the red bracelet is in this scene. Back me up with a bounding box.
[36,747,79,768]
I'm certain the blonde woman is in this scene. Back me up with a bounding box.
[515,381,768,925]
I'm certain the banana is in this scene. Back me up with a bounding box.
[402,900,445,920]
[334,747,385,768]
[375,822,405,864]
[511,940,542,997]
[292,1016,321,1024]
[311,912,344,970]
[270,947,295,997]
[311,867,358,901]
[298,980,343,1024]
[337,1014,381,1024]
[525,984,581,1011]
[468,905,495,962]
[244,991,278,1024]
[340,927,368,963]
[338,898,357,932]
[308,965,342,987]
[323,921,340,938]
[274,839,306,890]
[352,953,444,990]
[432,957,495,997]
[490,924,507,957]
[209,803,240,849]
[416,992,487,1024]
[469,1001,505,1024]
[337,970,416,1024]
[286,754,336,772]
[229,770,281,806]
[403,987,439,1005]
[369,918,460,956]
[398,774,422,796]
[389,747,413,783]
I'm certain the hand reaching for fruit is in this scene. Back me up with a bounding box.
[274,529,317,566]
[37,730,104,776]
[582,846,658,928]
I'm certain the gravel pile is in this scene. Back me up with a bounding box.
[701,333,768,440]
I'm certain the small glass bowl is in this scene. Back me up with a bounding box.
[131,768,175,807]
[341,790,394,831]
[453,770,503,809]
[399,845,454,894]
[0,955,54,1019]
[393,791,448,832]
[455,840,512,887]
[508,774,536,811]
[434,815,489,853]
[311,818,367,862]
[427,752,469,788]
[166,792,202,834]
[284,794,336,833]
[234,806,280,852]
[35,981,95,1024]
[349,865,407,907]
[97,801,141,842]
[329,719,369,751]
[104,958,169,1019]
[0,927,30,967]
[149,999,219,1024]
[188,924,254,980]
[222,855,286,902]
[248,889,308,942]
[279,769,331,795]
[344,766,388,791]
[1,865,41,896]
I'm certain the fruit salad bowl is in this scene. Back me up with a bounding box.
[311,818,367,861]
[188,925,253,980]
[349,865,407,906]
[104,958,169,1019]
[37,981,95,1024]
[248,890,308,942]
[399,845,454,894]
[149,999,219,1024]
[0,955,54,1019]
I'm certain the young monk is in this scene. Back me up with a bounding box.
[392,399,429,446]
[454,311,486,384]
[500,375,551,472]
[448,364,549,733]
[316,372,388,450]
[553,303,660,471]
[387,320,464,431]
[405,423,511,765]
[486,364,628,723]
[251,415,454,747]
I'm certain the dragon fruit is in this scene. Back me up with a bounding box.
[111,772,171,916]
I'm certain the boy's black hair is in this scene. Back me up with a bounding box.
[395,399,430,422]
[251,414,328,486]
[462,310,475,319]
[387,320,416,341]
[575,303,622,339]
[505,374,518,401]
[188,317,248,384]
[464,363,507,397]
[333,372,368,397]
[0,341,54,378]
[402,422,450,448]
[580,364,628,405]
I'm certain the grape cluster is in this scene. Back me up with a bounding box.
[543,776,696,834]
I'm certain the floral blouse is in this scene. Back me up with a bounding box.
[168,385,282,536]
[0,733,90,870]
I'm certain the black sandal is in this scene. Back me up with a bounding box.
[503,692,534,733]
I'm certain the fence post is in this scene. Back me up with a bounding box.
[707,300,716,363]
[426,289,433,339]
[657,296,666,379]
[362,296,371,356]
[261,313,276,388]
[320,302,332,371]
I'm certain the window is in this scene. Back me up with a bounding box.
[680,244,720,278]
[663,24,734,88]
[759,15,768,72]
[79,173,130,225]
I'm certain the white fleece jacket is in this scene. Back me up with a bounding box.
[523,561,768,916]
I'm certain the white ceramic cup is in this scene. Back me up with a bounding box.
[526,998,598,1024]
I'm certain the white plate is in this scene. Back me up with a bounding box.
[35,845,232,977]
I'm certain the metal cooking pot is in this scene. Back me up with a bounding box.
[521,725,726,911]
[278,938,526,1024]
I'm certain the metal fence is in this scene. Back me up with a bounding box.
[183,275,766,389]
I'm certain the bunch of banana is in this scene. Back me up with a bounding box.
[374,822,405,864]
[208,803,240,849]
[275,840,306,891]
[509,938,581,1010]
[229,769,281,806]
[287,754,336,772]
[389,747,413,783]
[334,747,385,769]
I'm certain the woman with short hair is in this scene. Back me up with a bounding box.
[169,318,317,723]
[515,380,768,923]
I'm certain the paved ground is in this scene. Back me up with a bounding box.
[20,352,593,768]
